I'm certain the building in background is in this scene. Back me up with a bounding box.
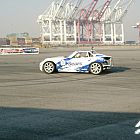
[0,33,41,47]
[0,38,10,46]
[7,32,32,47]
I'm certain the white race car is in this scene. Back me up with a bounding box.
[39,50,112,75]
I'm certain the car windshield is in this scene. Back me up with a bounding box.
[68,50,97,58]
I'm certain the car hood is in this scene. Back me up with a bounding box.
[41,56,65,64]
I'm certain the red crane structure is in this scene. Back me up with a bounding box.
[77,0,111,44]
[37,0,134,45]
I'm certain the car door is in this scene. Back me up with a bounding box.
[67,52,91,72]
[57,57,82,72]
[66,57,83,72]
[58,52,90,72]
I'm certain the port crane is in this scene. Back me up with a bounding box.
[37,0,84,45]
[37,0,135,45]
[103,0,134,44]
[77,0,111,44]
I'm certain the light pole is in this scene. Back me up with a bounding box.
[132,22,140,44]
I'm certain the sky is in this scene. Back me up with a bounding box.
[0,0,140,41]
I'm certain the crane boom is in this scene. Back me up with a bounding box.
[105,0,121,21]
[53,0,69,19]
[67,0,84,19]
[115,0,134,22]
[96,0,111,21]
[85,0,99,19]
[104,0,134,22]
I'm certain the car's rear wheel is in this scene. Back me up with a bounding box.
[90,62,103,75]
[43,61,55,74]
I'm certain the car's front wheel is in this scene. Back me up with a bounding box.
[90,62,103,75]
[43,61,55,74]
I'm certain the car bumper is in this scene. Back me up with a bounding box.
[102,58,113,70]
[39,62,44,71]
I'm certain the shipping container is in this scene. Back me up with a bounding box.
[0,38,10,46]
[17,38,25,46]
[32,38,40,44]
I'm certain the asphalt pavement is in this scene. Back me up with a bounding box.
[0,46,140,140]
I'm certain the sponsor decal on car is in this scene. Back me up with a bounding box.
[68,62,82,66]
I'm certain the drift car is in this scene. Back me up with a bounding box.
[39,50,112,75]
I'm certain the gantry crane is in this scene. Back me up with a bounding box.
[37,0,84,45]
[103,0,135,44]
[77,0,111,44]
[37,0,135,45]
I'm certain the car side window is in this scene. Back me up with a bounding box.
[88,52,93,57]
[73,52,89,58]
[74,53,81,58]
[80,52,87,57]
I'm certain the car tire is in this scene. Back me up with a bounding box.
[90,62,103,75]
[43,61,55,74]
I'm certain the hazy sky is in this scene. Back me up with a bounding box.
[0,0,139,41]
